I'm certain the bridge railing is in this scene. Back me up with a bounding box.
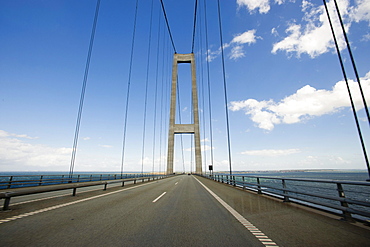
[0,174,169,211]
[0,173,159,189]
[205,174,370,222]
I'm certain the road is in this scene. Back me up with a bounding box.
[1,175,369,246]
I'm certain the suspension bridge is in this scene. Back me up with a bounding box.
[1,0,370,246]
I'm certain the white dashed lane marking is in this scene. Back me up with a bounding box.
[152,192,167,203]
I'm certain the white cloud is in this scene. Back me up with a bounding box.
[237,0,271,14]
[0,130,38,140]
[206,48,221,62]
[272,0,351,58]
[298,155,351,167]
[236,0,369,58]
[350,0,370,24]
[230,45,245,59]
[237,0,289,14]
[229,30,260,60]
[185,145,214,152]
[271,27,279,36]
[242,148,301,156]
[208,29,260,61]
[230,71,370,130]
[232,30,259,44]
[0,130,71,170]
[362,33,370,41]
[99,144,113,148]
[83,137,91,141]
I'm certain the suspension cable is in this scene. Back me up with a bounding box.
[69,0,101,178]
[217,0,233,176]
[191,0,198,53]
[141,0,154,176]
[332,0,370,125]
[158,29,167,174]
[152,9,162,174]
[120,0,139,178]
[323,0,370,179]
[204,0,214,173]
[176,75,186,173]
[159,0,177,53]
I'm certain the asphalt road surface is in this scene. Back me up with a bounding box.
[1,175,369,246]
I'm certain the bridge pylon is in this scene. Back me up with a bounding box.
[167,53,202,174]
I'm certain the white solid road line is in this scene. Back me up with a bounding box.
[193,176,279,247]
[152,192,167,203]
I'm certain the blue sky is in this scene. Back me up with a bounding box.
[0,0,369,173]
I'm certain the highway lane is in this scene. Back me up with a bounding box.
[0,175,265,246]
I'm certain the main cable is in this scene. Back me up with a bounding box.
[217,0,233,176]
[332,0,370,125]
[69,0,101,178]
[323,0,370,179]
[191,0,198,53]
[159,0,177,53]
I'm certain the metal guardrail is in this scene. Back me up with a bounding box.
[0,174,167,211]
[205,174,370,222]
[0,173,155,189]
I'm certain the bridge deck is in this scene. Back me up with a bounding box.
[1,175,369,246]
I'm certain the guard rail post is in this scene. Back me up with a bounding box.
[3,197,10,211]
[257,177,262,194]
[337,182,353,221]
[7,176,13,189]
[282,179,289,202]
